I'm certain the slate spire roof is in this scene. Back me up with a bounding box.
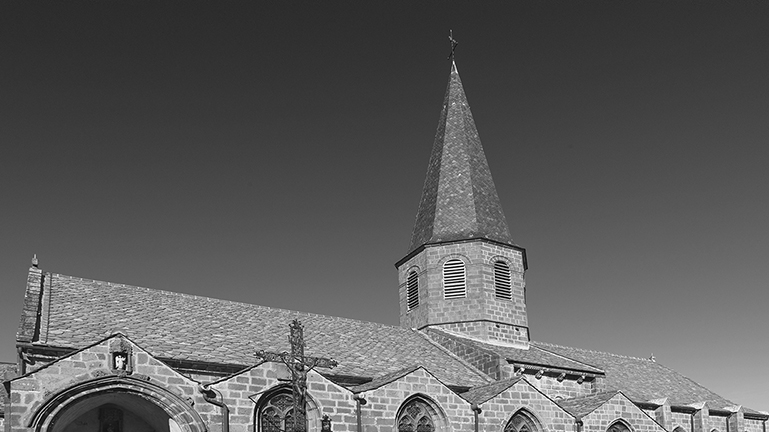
[408,61,514,253]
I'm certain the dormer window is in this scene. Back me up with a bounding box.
[494,260,512,300]
[443,259,466,299]
[407,270,419,311]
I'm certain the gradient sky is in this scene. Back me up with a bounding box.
[2,1,767,411]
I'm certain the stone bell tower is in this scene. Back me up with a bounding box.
[396,61,529,348]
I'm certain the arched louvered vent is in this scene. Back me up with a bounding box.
[443,259,466,299]
[407,270,419,311]
[494,260,512,300]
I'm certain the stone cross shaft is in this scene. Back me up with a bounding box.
[255,319,338,432]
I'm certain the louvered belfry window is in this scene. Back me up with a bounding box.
[407,270,419,311]
[494,260,512,300]
[443,259,466,299]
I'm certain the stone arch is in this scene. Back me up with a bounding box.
[405,265,421,275]
[607,419,634,432]
[504,408,545,432]
[488,255,513,268]
[438,253,470,267]
[29,375,205,432]
[253,384,323,432]
[672,426,686,432]
[395,393,450,432]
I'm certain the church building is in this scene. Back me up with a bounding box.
[2,61,767,432]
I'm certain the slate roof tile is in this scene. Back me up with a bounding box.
[33,272,491,388]
[533,342,738,408]
[556,390,621,418]
[349,365,422,393]
[0,362,18,416]
[426,328,603,374]
[460,377,525,405]
[408,61,514,253]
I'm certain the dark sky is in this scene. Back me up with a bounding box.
[2,1,768,411]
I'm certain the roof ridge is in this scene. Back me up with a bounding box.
[416,329,495,384]
[528,345,605,374]
[533,341,653,362]
[562,389,620,402]
[48,272,407,332]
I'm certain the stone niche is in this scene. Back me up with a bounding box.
[108,337,134,374]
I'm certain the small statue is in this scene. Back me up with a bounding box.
[114,353,127,370]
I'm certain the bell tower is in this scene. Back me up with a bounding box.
[396,61,529,347]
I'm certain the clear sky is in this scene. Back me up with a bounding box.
[2,1,767,411]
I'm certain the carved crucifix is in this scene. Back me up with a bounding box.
[255,320,338,432]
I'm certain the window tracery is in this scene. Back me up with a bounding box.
[259,392,296,432]
[608,421,632,432]
[505,410,540,432]
[397,399,435,432]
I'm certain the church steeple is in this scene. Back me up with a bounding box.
[397,60,529,348]
[408,61,514,254]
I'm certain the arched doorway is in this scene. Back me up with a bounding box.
[53,393,177,432]
[30,376,205,432]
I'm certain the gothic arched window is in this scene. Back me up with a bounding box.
[608,420,632,432]
[258,391,295,432]
[443,259,466,299]
[397,399,435,432]
[505,410,541,432]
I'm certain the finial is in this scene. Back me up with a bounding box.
[447,29,458,61]
[31,254,38,268]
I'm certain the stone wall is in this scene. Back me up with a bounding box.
[671,411,692,432]
[5,336,205,432]
[521,374,594,400]
[206,362,355,432]
[356,368,473,432]
[397,240,528,346]
[479,379,576,432]
[581,393,666,432]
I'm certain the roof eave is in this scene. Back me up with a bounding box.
[396,237,527,269]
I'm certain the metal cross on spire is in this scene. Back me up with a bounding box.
[447,29,458,61]
[255,319,338,432]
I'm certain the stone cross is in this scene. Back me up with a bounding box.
[256,319,338,432]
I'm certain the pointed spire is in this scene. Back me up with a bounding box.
[408,62,514,253]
